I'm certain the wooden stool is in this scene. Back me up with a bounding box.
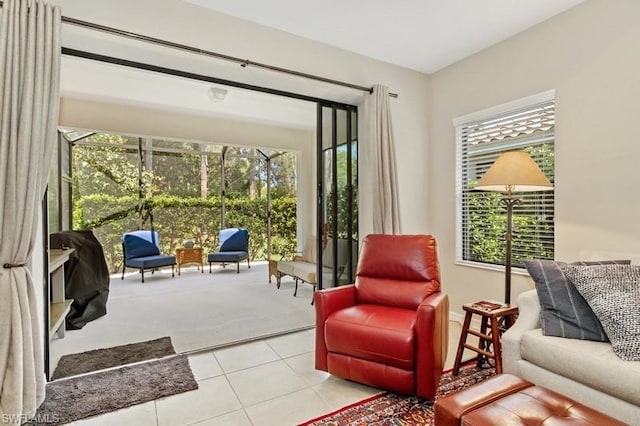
[453,302,518,375]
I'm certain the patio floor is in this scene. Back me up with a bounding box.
[50,261,316,371]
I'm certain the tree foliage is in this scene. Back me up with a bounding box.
[465,144,554,267]
[75,195,297,273]
[71,133,299,272]
[326,142,358,239]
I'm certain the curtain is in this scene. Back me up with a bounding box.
[0,0,61,422]
[367,84,401,234]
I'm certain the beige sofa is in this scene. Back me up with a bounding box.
[276,236,350,298]
[503,289,640,425]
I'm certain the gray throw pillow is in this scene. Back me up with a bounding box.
[523,259,630,341]
[561,264,640,361]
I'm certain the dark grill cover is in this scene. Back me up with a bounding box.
[50,230,110,330]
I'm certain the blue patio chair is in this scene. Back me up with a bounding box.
[208,228,250,273]
[122,230,176,283]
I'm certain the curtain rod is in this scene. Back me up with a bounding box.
[0,1,399,97]
[58,15,398,99]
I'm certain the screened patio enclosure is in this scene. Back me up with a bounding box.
[56,129,298,272]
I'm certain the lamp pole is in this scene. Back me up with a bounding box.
[501,185,521,305]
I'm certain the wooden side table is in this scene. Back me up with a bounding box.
[268,258,278,284]
[175,247,204,275]
[452,301,519,375]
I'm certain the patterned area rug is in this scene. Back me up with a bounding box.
[300,363,495,425]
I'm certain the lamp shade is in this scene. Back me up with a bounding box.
[475,151,553,193]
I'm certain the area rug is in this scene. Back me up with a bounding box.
[300,363,495,425]
[27,355,198,425]
[51,336,176,380]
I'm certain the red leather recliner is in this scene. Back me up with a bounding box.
[314,234,449,400]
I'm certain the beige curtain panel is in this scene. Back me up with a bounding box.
[367,84,401,234]
[0,0,61,423]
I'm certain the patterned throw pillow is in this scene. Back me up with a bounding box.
[561,264,640,361]
[523,259,630,341]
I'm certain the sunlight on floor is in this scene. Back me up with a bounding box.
[67,321,467,426]
[50,262,315,373]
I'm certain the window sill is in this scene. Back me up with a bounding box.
[455,260,529,276]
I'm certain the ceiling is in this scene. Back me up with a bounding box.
[185,0,584,73]
[61,1,584,138]
[60,56,317,131]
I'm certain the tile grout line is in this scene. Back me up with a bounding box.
[221,371,256,426]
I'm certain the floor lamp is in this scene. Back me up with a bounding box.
[475,151,553,305]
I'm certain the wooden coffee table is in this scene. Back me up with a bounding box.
[268,258,278,284]
[175,247,204,275]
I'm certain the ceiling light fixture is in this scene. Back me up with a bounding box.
[207,87,228,102]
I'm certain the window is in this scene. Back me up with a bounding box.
[455,91,555,269]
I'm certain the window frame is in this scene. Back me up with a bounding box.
[453,90,556,271]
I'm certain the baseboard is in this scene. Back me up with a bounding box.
[450,310,465,325]
[450,310,482,329]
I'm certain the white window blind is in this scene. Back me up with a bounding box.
[455,92,555,269]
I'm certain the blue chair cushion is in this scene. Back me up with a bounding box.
[208,251,249,263]
[123,231,161,261]
[219,228,249,252]
[126,255,176,269]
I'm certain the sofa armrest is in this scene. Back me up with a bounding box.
[502,289,541,374]
[314,284,357,371]
[415,291,449,400]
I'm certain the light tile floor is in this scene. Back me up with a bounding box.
[69,322,467,426]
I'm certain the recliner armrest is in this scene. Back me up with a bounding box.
[314,284,356,315]
[314,284,356,371]
[502,289,541,375]
[415,291,449,400]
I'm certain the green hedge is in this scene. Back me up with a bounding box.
[74,195,297,272]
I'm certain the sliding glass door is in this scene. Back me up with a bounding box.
[317,104,358,290]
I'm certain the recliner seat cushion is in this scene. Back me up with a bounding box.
[325,304,417,370]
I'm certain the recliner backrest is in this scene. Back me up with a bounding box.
[355,234,441,310]
[219,228,249,252]
[123,230,161,261]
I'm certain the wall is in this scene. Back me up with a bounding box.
[427,0,640,314]
[59,98,314,150]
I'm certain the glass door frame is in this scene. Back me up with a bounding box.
[316,102,358,291]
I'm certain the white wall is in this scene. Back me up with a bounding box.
[59,98,314,151]
[427,0,640,314]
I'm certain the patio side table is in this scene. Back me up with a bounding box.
[176,247,204,275]
[268,258,278,284]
